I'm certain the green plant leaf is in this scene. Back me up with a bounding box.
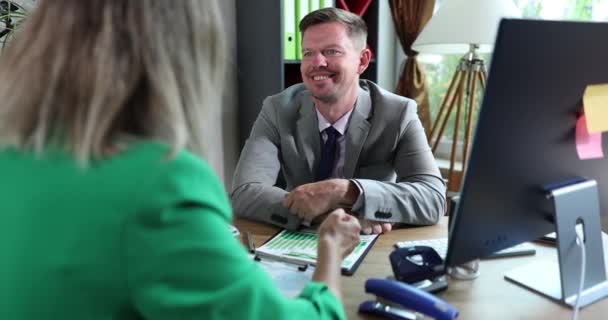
[3,0,28,13]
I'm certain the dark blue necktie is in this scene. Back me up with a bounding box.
[317,126,340,181]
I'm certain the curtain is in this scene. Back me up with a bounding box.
[389,0,435,133]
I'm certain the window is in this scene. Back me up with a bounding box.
[421,0,608,161]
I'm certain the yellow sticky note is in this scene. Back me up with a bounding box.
[583,83,608,133]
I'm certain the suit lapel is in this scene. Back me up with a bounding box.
[344,87,372,179]
[296,92,320,179]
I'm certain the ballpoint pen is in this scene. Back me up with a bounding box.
[245,231,256,253]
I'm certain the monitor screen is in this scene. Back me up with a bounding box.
[446,19,608,266]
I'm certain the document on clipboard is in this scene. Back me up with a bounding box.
[253,253,315,297]
[254,229,379,275]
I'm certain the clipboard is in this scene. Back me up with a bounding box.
[254,229,379,275]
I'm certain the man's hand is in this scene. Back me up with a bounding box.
[359,219,393,235]
[283,179,359,223]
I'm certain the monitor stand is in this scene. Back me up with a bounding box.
[504,179,608,308]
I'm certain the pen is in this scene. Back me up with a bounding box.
[245,231,256,253]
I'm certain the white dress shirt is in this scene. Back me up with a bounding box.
[315,107,365,212]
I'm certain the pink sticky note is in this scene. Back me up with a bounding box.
[576,115,604,160]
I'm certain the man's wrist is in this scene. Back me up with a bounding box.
[336,179,359,206]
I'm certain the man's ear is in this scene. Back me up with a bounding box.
[358,48,372,75]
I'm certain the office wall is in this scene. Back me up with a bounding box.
[377,1,399,91]
[217,0,239,190]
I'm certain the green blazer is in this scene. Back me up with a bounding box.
[0,142,344,320]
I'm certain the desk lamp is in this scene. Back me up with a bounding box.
[413,0,520,192]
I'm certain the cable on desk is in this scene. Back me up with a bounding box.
[572,230,586,320]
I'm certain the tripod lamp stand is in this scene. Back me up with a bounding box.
[412,0,520,192]
[428,44,486,192]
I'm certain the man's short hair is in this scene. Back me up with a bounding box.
[299,7,368,50]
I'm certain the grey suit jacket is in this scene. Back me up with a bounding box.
[231,80,446,229]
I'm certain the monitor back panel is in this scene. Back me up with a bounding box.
[447,19,608,266]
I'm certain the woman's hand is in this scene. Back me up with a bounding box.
[313,209,361,301]
[318,209,361,258]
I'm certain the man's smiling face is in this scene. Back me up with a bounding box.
[300,22,366,104]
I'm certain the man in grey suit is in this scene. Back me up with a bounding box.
[231,8,445,234]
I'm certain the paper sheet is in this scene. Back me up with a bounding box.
[583,83,608,133]
[254,255,315,298]
[575,114,604,160]
[255,229,378,271]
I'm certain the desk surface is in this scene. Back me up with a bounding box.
[235,217,608,319]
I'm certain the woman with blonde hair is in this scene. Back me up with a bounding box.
[0,1,360,319]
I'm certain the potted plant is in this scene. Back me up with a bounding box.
[0,0,32,49]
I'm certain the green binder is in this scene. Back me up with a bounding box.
[295,0,309,60]
[309,0,320,13]
[320,0,334,8]
[283,0,297,60]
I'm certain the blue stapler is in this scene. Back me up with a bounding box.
[359,278,458,320]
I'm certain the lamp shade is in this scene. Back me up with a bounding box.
[412,0,521,54]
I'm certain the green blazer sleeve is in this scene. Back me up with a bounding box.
[124,151,345,320]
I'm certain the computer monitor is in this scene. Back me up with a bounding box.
[446,19,608,307]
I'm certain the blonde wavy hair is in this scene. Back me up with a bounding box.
[0,0,225,163]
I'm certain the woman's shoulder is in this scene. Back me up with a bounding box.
[119,141,211,174]
[121,141,229,214]
[120,142,224,191]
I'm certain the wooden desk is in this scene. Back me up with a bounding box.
[235,217,608,319]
